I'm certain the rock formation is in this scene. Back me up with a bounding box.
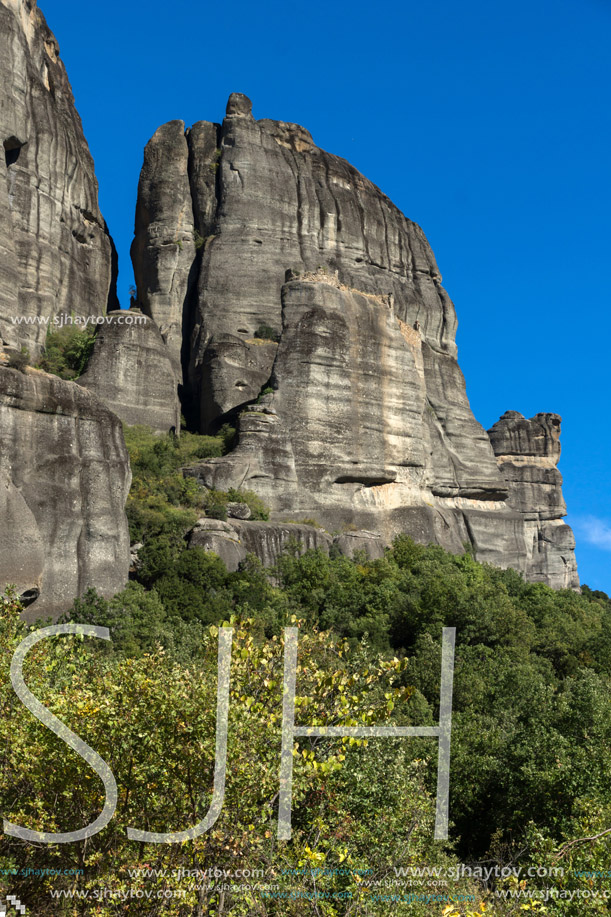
[78,310,181,433]
[186,273,528,562]
[488,412,579,590]
[0,14,580,608]
[187,518,385,572]
[0,365,131,618]
[134,93,580,588]
[130,120,196,378]
[0,0,116,358]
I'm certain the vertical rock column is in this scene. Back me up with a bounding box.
[130,120,198,379]
[488,411,579,589]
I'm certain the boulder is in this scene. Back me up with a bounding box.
[226,502,251,520]
[187,518,332,571]
[188,518,246,572]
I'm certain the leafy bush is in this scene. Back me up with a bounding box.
[2,596,462,914]
[7,503,611,912]
[35,325,96,379]
[253,323,280,342]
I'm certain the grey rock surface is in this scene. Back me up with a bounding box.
[332,531,386,561]
[0,0,116,358]
[135,93,579,589]
[132,93,459,430]
[186,275,527,571]
[226,502,251,520]
[488,412,579,590]
[131,121,197,376]
[230,520,332,569]
[188,518,247,572]
[78,310,180,433]
[188,518,332,572]
[0,365,131,618]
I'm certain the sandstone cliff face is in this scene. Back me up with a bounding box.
[78,310,181,433]
[488,412,579,590]
[134,93,579,589]
[0,0,116,358]
[186,273,528,568]
[132,94,457,431]
[0,366,131,618]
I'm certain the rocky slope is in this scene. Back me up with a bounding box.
[0,0,116,358]
[0,366,131,618]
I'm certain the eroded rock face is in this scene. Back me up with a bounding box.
[0,0,117,358]
[0,366,131,618]
[136,94,580,588]
[132,93,458,430]
[488,412,579,590]
[186,275,529,567]
[130,121,196,376]
[77,310,180,433]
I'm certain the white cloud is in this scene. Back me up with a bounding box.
[572,516,611,552]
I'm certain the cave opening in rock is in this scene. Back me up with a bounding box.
[4,137,24,168]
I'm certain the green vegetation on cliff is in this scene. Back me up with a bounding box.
[35,325,96,380]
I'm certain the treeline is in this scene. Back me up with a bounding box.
[2,426,611,915]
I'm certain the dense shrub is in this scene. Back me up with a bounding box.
[253,322,280,342]
[35,325,96,379]
[5,531,611,912]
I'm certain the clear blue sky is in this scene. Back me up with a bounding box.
[42,0,611,591]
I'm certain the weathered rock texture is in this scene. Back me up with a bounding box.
[187,518,385,572]
[0,366,131,618]
[0,0,116,358]
[78,310,180,433]
[135,93,579,588]
[130,120,196,377]
[185,273,530,570]
[488,412,579,590]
